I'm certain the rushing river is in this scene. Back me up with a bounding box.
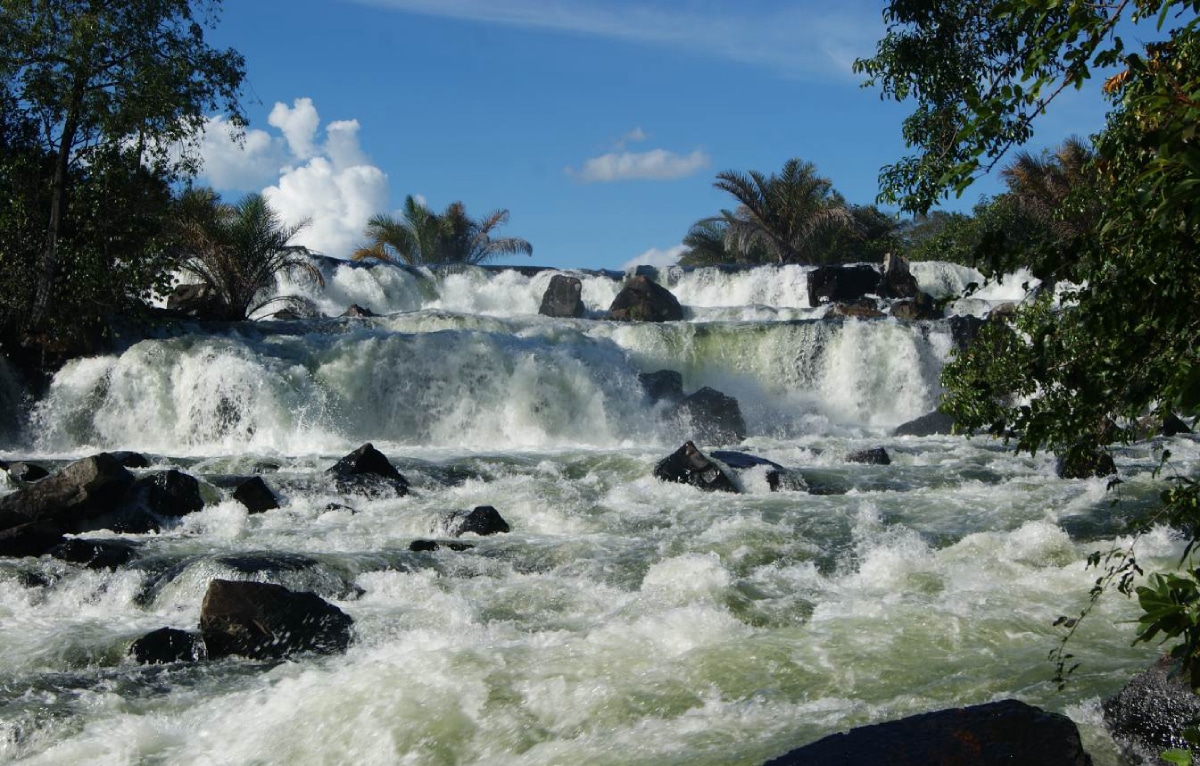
[0,260,1190,764]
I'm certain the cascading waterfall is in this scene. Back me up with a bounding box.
[0,258,1188,765]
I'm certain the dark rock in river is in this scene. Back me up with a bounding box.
[1,461,49,483]
[339,303,375,318]
[710,450,786,491]
[669,387,747,445]
[830,300,885,319]
[1161,412,1193,437]
[199,578,354,660]
[894,410,956,437]
[444,505,510,537]
[539,274,586,318]
[133,470,206,518]
[847,447,891,466]
[878,252,920,300]
[890,292,942,321]
[130,627,205,665]
[948,315,986,354]
[110,451,151,469]
[1055,447,1117,480]
[0,453,133,537]
[166,283,226,320]
[807,264,880,308]
[233,476,279,514]
[50,538,139,569]
[764,698,1092,766]
[1103,657,1200,762]
[0,521,67,558]
[639,369,685,404]
[327,443,409,497]
[607,275,684,322]
[409,539,475,553]
[653,442,739,493]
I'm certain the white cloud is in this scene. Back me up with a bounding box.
[268,98,321,160]
[569,148,709,183]
[347,0,883,79]
[614,126,648,150]
[622,244,686,271]
[195,98,390,258]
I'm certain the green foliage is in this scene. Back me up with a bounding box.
[353,196,532,266]
[174,190,320,320]
[0,0,245,331]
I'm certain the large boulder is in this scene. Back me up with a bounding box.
[669,387,747,445]
[890,292,942,321]
[807,264,881,308]
[878,252,920,299]
[764,699,1092,766]
[1103,657,1200,761]
[847,447,891,466]
[948,315,987,354]
[232,476,279,514]
[133,470,206,518]
[0,453,134,543]
[327,443,409,497]
[538,274,586,318]
[653,442,739,493]
[607,276,683,322]
[443,505,510,537]
[50,538,138,569]
[199,578,354,660]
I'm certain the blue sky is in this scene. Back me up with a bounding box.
[196,0,1116,271]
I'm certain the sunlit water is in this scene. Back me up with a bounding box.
[0,261,1190,764]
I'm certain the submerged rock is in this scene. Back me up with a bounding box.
[327,443,409,497]
[199,578,354,660]
[443,505,510,537]
[130,627,205,665]
[539,274,586,318]
[764,698,1092,765]
[710,450,787,491]
[607,275,683,322]
[339,303,375,318]
[847,447,891,466]
[653,442,738,493]
[110,451,152,469]
[639,369,685,404]
[409,539,475,553]
[50,538,139,569]
[669,387,747,445]
[894,411,956,437]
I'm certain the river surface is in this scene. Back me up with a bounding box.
[0,260,1190,764]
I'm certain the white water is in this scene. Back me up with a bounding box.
[1,260,1192,765]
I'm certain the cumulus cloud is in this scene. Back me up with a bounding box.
[622,244,687,271]
[195,98,389,258]
[569,148,709,183]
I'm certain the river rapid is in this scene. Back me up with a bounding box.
[0,260,1191,765]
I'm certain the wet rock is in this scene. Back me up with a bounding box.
[948,315,986,354]
[607,275,684,322]
[129,627,205,665]
[110,451,151,469]
[653,442,739,493]
[444,506,510,537]
[409,539,475,553]
[879,252,920,299]
[1,461,49,483]
[166,283,226,319]
[133,470,205,518]
[327,443,409,498]
[764,698,1092,766]
[0,521,67,558]
[710,450,786,491]
[199,578,354,660]
[0,453,134,535]
[232,476,279,514]
[847,447,891,466]
[339,303,375,318]
[1055,447,1117,480]
[890,292,942,321]
[538,274,586,318]
[894,411,956,437]
[50,538,139,569]
[830,301,885,319]
[639,369,685,404]
[807,264,880,308]
[669,387,747,445]
[1161,413,1193,437]
[1103,657,1200,761]
[215,552,320,576]
[323,502,356,514]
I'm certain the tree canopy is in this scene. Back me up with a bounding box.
[353,196,532,267]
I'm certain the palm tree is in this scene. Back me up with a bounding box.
[174,190,322,320]
[351,195,443,265]
[679,211,769,266]
[714,158,856,265]
[353,196,532,266]
[1001,135,1099,244]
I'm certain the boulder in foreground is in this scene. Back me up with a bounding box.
[539,274,586,318]
[199,578,354,660]
[763,698,1092,766]
[653,442,738,493]
[327,443,409,497]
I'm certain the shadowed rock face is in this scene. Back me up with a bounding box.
[327,442,409,497]
[764,699,1093,766]
[539,274,586,318]
[653,441,738,493]
[607,276,683,322]
[130,627,205,665]
[669,387,747,446]
[807,264,880,308]
[444,505,510,537]
[199,579,354,660]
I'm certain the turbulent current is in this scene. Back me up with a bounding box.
[0,260,1192,764]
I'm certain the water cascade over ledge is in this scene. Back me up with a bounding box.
[0,259,1190,765]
